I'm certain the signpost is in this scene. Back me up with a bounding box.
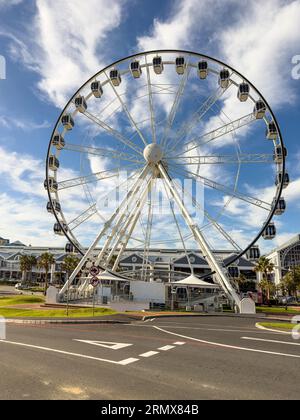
[90,264,100,317]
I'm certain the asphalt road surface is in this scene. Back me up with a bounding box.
[0,316,299,400]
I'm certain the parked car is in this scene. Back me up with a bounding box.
[15,283,29,290]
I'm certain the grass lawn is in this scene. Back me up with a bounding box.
[256,306,300,314]
[258,322,298,331]
[0,295,116,318]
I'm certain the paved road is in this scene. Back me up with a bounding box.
[0,316,299,400]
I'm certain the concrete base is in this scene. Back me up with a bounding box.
[240,298,256,314]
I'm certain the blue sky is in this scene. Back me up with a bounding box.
[0,0,300,255]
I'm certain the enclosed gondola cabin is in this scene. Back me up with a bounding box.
[52,134,65,150]
[262,222,276,240]
[53,222,68,236]
[91,81,103,98]
[175,56,186,75]
[44,177,58,192]
[218,69,230,88]
[47,200,61,214]
[130,61,142,78]
[228,266,239,278]
[247,245,260,260]
[153,56,163,74]
[253,100,266,119]
[272,197,286,215]
[237,82,250,102]
[198,60,208,79]
[48,155,59,171]
[61,114,74,130]
[273,146,287,164]
[74,96,87,113]
[65,242,75,253]
[110,69,121,86]
[266,122,277,140]
[275,172,290,189]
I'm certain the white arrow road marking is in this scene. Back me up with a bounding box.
[0,340,138,365]
[73,339,132,350]
[242,337,300,346]
[154,326,300,359]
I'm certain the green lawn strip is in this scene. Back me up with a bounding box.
[0,307,116,318]
[256,306,300,314]
[0,295,45,306]
[258,322,298,331]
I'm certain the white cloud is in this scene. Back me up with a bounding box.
[6,0,126,107]
[0,0,22,9]
[0,115,50,131]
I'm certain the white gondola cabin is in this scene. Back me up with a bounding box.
[253,100,266,119]
[53,222,68,236]
[110,69,121,86]
[61,114,74,130]
[237,82,250,102]
[273,146,287,164]
[52,134,65,150]
[275,172,290,189]
[48,155,59,171]
[130,60,142,78]
[198,60,208,79]
[74,96,87,113]
[91,81,103,98]
[247,245,260,260]
[266,122,277,140]
[65,242,75,253]
[272,197,286,215]
[262,222,276,240]
[175,56,186,75]
[47,200,61,214]
[218,68,230,88]
[153,56,163,74]
[44,177,58,192]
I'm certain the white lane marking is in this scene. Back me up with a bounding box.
[0,339,138,365]
[119,358,139,365]
[255,322,291,335]
[153,327,300,359]
[73,340,132,350]
[242,337,300,347]
[173,341,186,345]
[139,351,159,358]
[158,345,175,351]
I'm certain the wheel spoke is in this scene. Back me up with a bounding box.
[167,83,232,154]
[167,113,256,158]
[57,164,138,190]
[168,153,274,165]
[68,204,98,230]
[145,56,156,143]
[64,142,144,164]
[81,110,144,156]
[104,70,149,147]
[160,58,191,150]
[168,163,272,211]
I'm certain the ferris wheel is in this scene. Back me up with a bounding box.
[45,50,288,312]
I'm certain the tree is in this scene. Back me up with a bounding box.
[235,273,247,293]
[19,255,37,283]
[254,256,275,304]
[61,255,80,279]
[281,266,300,297]
[38,252,55,295]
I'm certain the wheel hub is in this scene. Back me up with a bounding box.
[143,143,163,164]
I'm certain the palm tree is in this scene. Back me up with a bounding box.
[235,273,247,293]
[19,255,37,284]
[38,252,55,295]
[281,267,300,297]
[61,255,80,315]
[254,256,275,304]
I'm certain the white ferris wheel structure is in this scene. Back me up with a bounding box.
[45,50,288,313]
